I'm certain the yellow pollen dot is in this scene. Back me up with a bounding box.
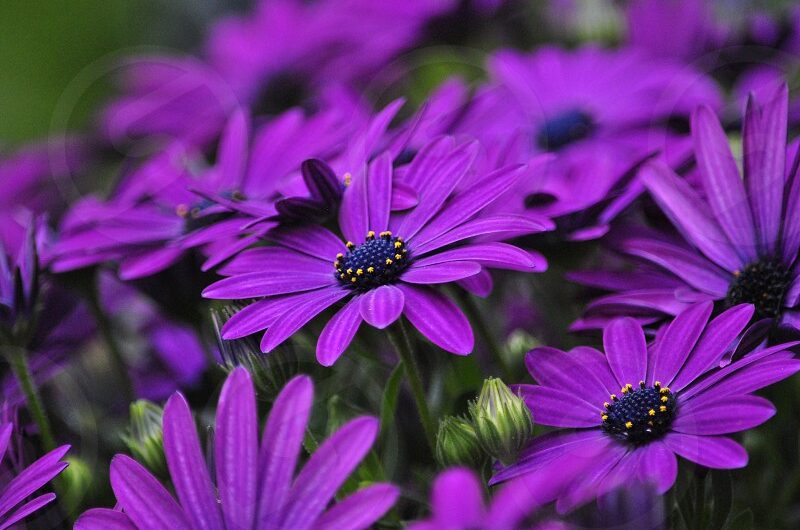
[367,231,375,238]
[659,405,667,412]
[336,253,344,259]
[351,277,357,283]
[733,270,741,277]
[601,414,608,421]
[343,173,352,186]
[340,274,345,279]
[648,409,656,416]
[346,268,353,274]
[625,421,633,429]
[660,387,670,394]
[639,380,645,388]
[367,267,375,273]
[346,241,355,249]
[610,394,617,401]
[356,269,363,276]
[176,204,190,217]
[333,261,340,267]
[394,241,402,248]
[385,258,393,265]
[661,396,668,403]
[603,402,610,409]
[654,381,662,388]
[395,254,402,260]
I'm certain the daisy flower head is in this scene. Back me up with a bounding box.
[493,302,800,511]
[74,367,398,530]
[204,137,553,365]
[573,83,800,333]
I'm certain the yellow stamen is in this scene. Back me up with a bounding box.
[625,421,633,429]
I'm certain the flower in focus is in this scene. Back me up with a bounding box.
[0,421,70,528]
[469,377,533,465]
[492,302,800,511]
[204,138,552,364]
[573,84,800,333]
[74,367,398,530]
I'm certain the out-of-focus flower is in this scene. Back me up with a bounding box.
[74,368,398,530]
[204,138,552,364]
[435,415,485,469]
[102,0,457,147]
[0,421,69,528]
[493,303,800,511]
[121,400,166,477]
[469,377,533,465]
[572,84,800,333]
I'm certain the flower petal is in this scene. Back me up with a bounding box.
[399,284,474,355]
[312,483,399,530]
[603,318,648,387]
[402,261,481,284]
[672,394,775,435]
[520,385,600,428]
[359,285,405,329]
[662,433,748,468]
[316,297,363,366]
[649,302,713,386]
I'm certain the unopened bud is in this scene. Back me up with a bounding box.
[435,415,485,469]
[59,456,93,515]
[469,378,533,465]
[121,400,166,477]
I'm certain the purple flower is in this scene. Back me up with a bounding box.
[102,0,455,146]
[492,302,800,511]
[0,421,69,528]
[451,45,722,240]
[573,84,800,333]
[74,367,398,530]
[407,466,574,530]
[203,138,552,364]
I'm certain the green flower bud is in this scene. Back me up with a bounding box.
[121,400,166,477]
[435,415,485,470]
[59,456,93,515]
[469,377,534,465]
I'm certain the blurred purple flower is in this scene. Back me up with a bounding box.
[74,368,398,530]
[204,138,552,364]
[493,303,800,511]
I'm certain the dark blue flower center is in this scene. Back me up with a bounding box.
[334,231,410,290]
[601,381,676,445]
[725,258,791,320]
[535,109,595,151]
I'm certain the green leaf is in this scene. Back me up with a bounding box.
[380,363,404,438]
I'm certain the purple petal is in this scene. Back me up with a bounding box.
[256,375,313,526]
[428,468,485,527]
[217,109,249,187]
[402,261,481,284]
[673,394,775,435]
[202,271,334,299]
[692,105,757,261]
[524,347,616,406]
[636,441,678,494]
[313,483,399,530]
[413,214,552,256]
[221,290,331,340]
[163,393,224,530]
[649,302,713,386]
[339,167,369,244]
[662,433,748,468]
[457,269,493,298]
[74,509,137,530]
[267,227,346,261]
[391,182,418,210]
[118,246,185,280]
[691,358,800,400]
[555,445,631,513]
[317,297,363,366]
[366,153,393,233]
[260,286,350,352]
[302,159,340,207]
[413,242,546,272]
[743,85,787,254]
[0,493,57,529]
[782,148,800,261]
[110,455,191,530]
[399,284,474,355]
[670,304,754,392]
[215,368,258,530]
[520,386,600,428]
[359,285,404,329]
[0,445,69,517]
[281,417,378,530]
[641,161,743,272]
[603,318,648,387]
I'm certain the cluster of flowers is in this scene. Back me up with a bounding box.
[3,0,800,528]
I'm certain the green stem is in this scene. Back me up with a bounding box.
[5,346,57,452]
[387,320,436,452]
[86,287,135,402]
[457,291,512,380]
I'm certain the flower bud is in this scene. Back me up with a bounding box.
[121,400,166,477]
[469,377,533,465]
[59,456,93,515]
[435,415,485,469]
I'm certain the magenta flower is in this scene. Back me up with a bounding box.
[0,422,69,528]
[203,138,552,364]
[408,466,574,530]
[573,84,800,332]
[493,302,800,511]
[75,368,398,530]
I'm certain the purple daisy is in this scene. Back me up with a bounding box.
[74,367,398,530]
[492,302,800,511]
[203,138,552,364]
[407,465,577,530]
[573,83,800,332]
[0,420,70,528]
